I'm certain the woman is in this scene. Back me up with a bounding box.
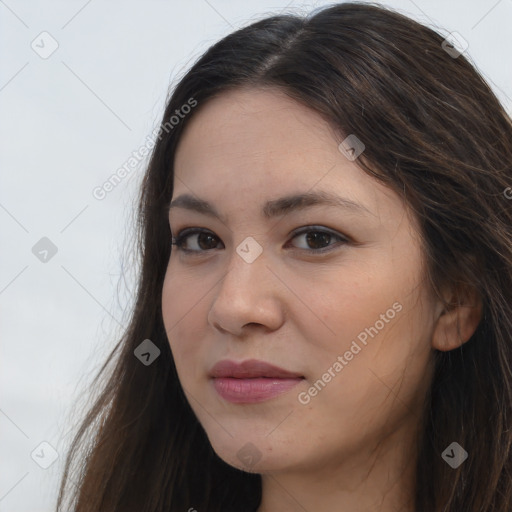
[56,2,512,511]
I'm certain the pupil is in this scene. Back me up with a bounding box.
[198,233,217,249]
[194,231,332,250]
[307,232,330,249]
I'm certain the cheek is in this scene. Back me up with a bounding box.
[291,254,433,388]
[161,268,206,371]
[285,263,400,355]
[162,261,206,328]
[323,296,434,419]
[302,308,433,440]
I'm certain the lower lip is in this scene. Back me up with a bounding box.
[212,377,304,403]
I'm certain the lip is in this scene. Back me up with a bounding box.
[210,359,303,379]
[209,359,305,404]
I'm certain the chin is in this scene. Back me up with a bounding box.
[207,433,292,473]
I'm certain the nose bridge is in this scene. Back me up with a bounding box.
[220,236,270,297]
[208,236,284,332]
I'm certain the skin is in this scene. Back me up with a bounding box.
[161,87,482,512]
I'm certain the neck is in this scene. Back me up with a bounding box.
[256,416,419,512]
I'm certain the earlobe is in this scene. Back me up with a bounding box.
[431,285,483,352]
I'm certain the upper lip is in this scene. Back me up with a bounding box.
[209,359,304,379]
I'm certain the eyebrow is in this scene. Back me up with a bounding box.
[167,191,373,223]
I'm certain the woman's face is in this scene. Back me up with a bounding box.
[162,87,440,474]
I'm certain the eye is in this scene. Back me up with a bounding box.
[287,226,348,252]
[171,226,349,256]
[171,228,222,253]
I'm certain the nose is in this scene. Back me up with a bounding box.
[207,244,286,337]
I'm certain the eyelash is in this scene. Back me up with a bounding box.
[170,226,349,256]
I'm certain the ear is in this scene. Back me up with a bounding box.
[431,282,483,352]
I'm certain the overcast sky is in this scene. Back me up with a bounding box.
[1,1,511,510]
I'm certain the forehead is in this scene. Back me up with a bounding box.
[172,87,414,232]
[175,86,334,159]
[174,87,363,190]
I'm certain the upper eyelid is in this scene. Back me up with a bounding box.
[171,226,349,248]
[171,225,345,238]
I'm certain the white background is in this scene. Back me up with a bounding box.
[1,1,511,510]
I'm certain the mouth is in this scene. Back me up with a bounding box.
[209,359,305,404]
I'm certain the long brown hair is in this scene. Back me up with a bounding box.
[56,2,512,510]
